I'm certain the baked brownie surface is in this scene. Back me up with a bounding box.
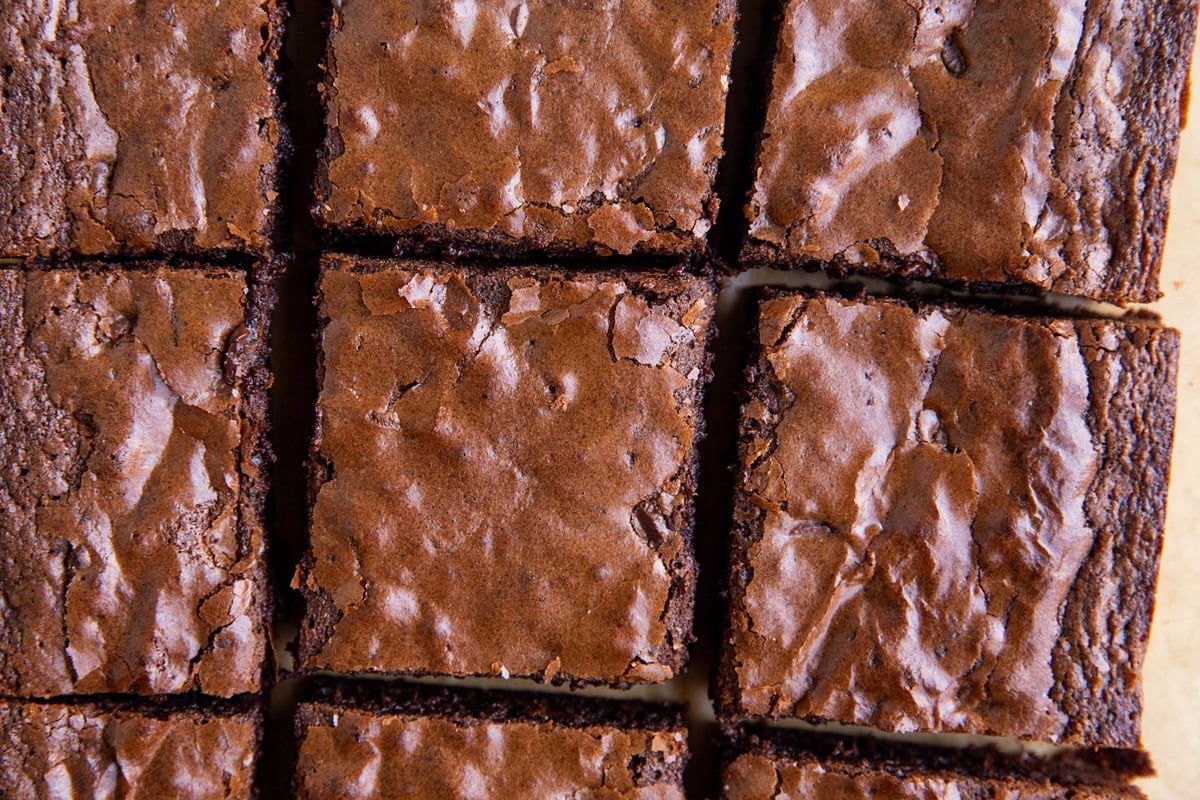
[718,292,1179,746]
[0,0,282,258]
[1,699,260,799]
[721,729,1147,800]
[299,255,714,685]
[743,0,1198,304]
[294,682,688,799]
[315,0,735,256]
[0,267,270,698]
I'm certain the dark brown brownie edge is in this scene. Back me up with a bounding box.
[739,237,953,294]
[719,726,1151,798]
[313,218,713,263]
[0,692,264,720]
[1073,0,1198,304]
[739,1,1199,306]
[1052,316,1180,746]
[296,254,717,687]
[235,260,280,697]
[711,284,788,726]
[311,4,737,261]
[712,287,1178,748]
[294,676,688,734]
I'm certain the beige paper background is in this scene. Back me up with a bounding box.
[1138,38,1200,800]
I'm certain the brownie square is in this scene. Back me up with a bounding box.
[1,697,261,798]
[315,0,735,257]
[720,727,1150,799]
[0,266,272,698]
[298,255,715,685]
[294,680,688,799]
[716,291,1179,746]
[0,0,284,259]
[741,0,1198,304]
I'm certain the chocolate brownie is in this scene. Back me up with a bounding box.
[294,679,688,799]
[0,265,273,698]
[741,0,1198,304]
[1,697,261,799]
[720,727,1151,799]
[314,0,735,257]
[716,290,1179,746]
[0,0,285,259]
[297,255,715,686]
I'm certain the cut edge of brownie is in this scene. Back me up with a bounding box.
[294,676,688,734]
[1075,0,1198,305]
[1051,311,1180,747]
[313,218,714,263]
[296,254,718,687]
[235,259,281,698]
[0,691,265,722]
[738,1,1200,307]
[713,287,1179,748]
[311,3,738,261]
[719,725,1152,798]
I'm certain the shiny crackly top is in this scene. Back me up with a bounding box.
[0,0,278,258]
[318,0,734,255]
[732,295,1106,740]
[0,702,258,799]
[747,0,1174,301]
[302,263,713,683]
[295,707,686,799]
[720,753,1128,800]
[0,269,265,698]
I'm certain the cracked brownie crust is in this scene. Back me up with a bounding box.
[719,727,1150,799]
[294,679,688,799]
[1,697,261,799]
[298,255,714,686]
[0,265,273,698]
[314,0,735,257]
[716,291,1178,746]
[0,0,285,259]
[742,0,1198,304]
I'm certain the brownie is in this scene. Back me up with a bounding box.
[720,727,1151,799]
[294,679,688,799]
[715,290,1179,746]
[0,0,285,259]
[1,697,261,799]
[314,0,735,257]
[741,0,1199,304]
[0,265,273,698]
[297,255,715,685]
